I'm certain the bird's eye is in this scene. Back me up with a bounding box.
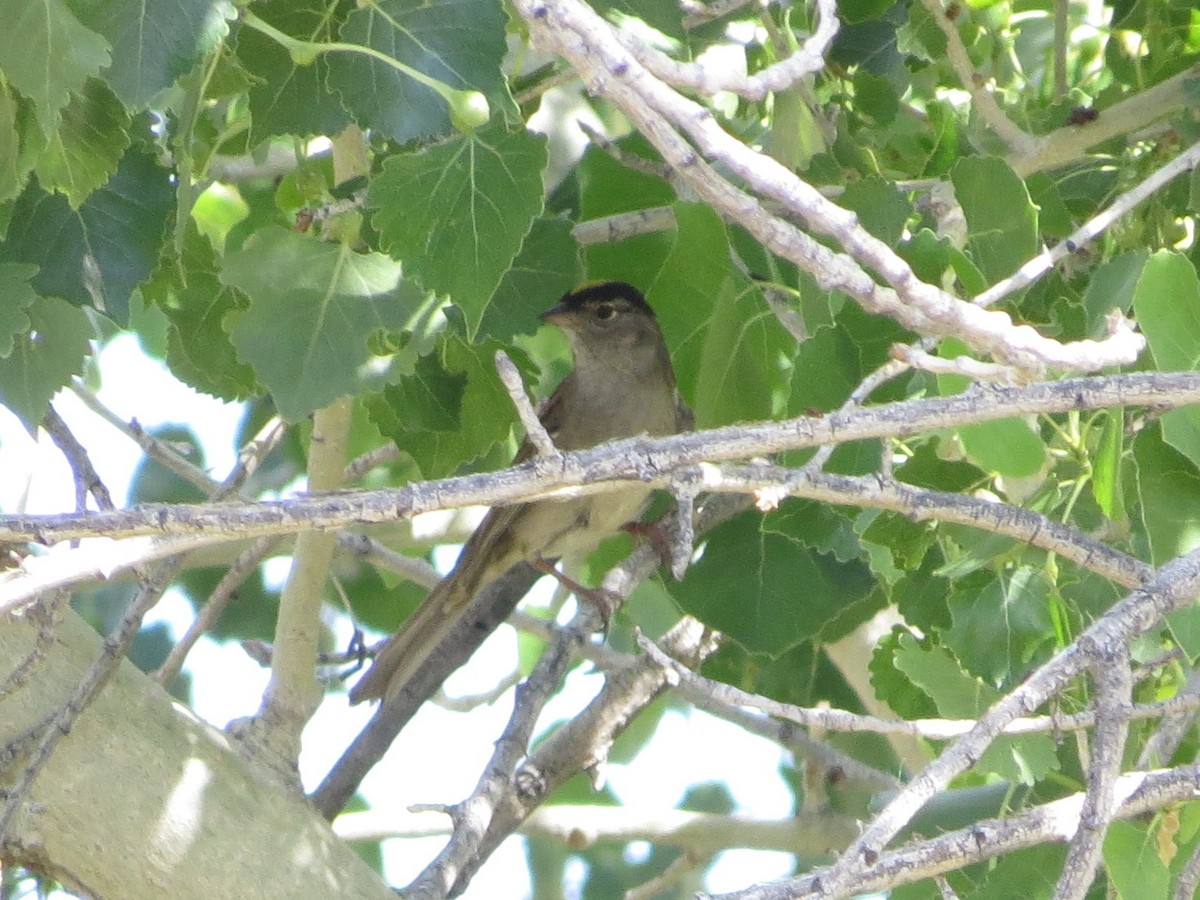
[594,303,617,321]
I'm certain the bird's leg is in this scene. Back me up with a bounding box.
[531,558,622,629]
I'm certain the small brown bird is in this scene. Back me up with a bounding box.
[349,281,688,704]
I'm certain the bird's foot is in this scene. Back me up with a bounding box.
[531,558,621,630]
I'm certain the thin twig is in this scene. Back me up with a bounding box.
[638,633,1200,741]
[42,406,114,513]
[577,120,671,178]
[153,534,281,687]
[495,350,557,457]
[572,207,677,245]
[916,0,1037,155]
[344,443,401,483]
[0,591,67,697]
[620,0,839,101]
[975,138,1200,308]
[69,379,214,493]
[405,581,595,898]
[1137,663,1200,769]
[509,606,901,791]
[713,764,1200,899]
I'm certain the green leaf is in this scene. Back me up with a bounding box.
[868,627,938,719]
[0,262,37,357]
[649,203,792,427]
[891,549,952,632]
[957,416,1047,478]
[894,631,991,717]
[839,175,911,245]
[860,511,936,577]
[0,83,32,205]
[478,216,582,342]
[831,17,903,84]
[840,0,894,23]
[1082,250,1146,339]
[382,349,465,432]
[892,632,1057,784]
[367,333,525,477]
[1104,820,1171,900]
[1024,172,1073,240]
[671,505,875,655]
[692,276,792,428]
[221,227,428,422]
[475,217,578,343]
[944,566,1055,685]
[236,0,352,142]
[950,156,1038,286]
[142,227,257,401]
[369,124,546,339]
[328,0,508,145]
[1132,426,1200,567]
[0,294,91,431]
[0,149,173,325]
[0,0,109,130]
[967,845,1064,900]
[922,100,961,177]
[1133,250,1200,468]
[790,302,910,418]
[69,0,232,109]
[938,339,1046,477]
[590,0,685,39]
[35,78,130,207]
[850,70,899,125]
[644,202,723,412]
[1166,603,1200,665]
[578,135,675,288]
[1092,408,1126,521]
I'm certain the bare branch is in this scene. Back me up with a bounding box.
[1054,648,1132,899]
[710,764,1200,898]
[1011,63,1200,177]
[618,0,839,101]
[977,138,1200,308]
[573,207,677,244]
[231,397,352,786]
[916,0,1036,155]
[514,0,1144,372]
[639,632,1197,741]
[811,548,1200,898]
[511,609,903,792]
[42,406,113,513]
[405,576,596,898]
[153,534,282,688]
[4,372,1194,556]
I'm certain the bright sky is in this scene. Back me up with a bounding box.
[0,333,796,896]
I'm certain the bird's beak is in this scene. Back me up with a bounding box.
[538,303,570,327]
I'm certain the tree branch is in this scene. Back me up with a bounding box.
[811,548,1200,898]
[3,372,1194,555]
[709,764,1200,899]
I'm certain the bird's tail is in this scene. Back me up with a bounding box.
[348,572,479,704]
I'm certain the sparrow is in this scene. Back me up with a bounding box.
[349,281,689,704]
